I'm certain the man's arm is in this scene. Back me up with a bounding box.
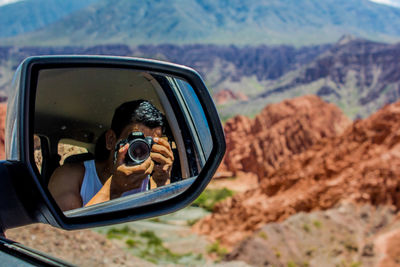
[86,144,154,207]
[48,163,84,211]
[151,137,174,187]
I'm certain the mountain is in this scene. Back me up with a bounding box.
[217,37,400,119]
[0,43,330,96]
[1,38,400,120]
[134,44,331,90]
[3,0,400,46]
[0,0,99,38]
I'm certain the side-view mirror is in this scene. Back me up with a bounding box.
[0,55,225,231]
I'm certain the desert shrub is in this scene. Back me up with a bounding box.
[258,231,268,240]
[313,220,322,229]
[106,226,136,239]
[302,224,311,233]
[192,188,234,211]
[186,218,200,226]
[148,217,161,223]
[207,240,228,261]
[125,239,140,248]
[275,250,281,258]
[106,227,203,265]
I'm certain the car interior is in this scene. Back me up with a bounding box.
[33,67,205,195]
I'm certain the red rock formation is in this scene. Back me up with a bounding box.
[375,225,400,267]
[195,99,400,249]
[218,95,351,181]
[213,89,248,105]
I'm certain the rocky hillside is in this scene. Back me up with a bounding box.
[0,43,330,94]
[195,96,400,249]
[217,95,351,180]
[219,37,400,120]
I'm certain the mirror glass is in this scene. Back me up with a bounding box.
[33,67,212,216]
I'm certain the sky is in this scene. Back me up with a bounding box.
[370,0,400,7]
[0,0,400,7]
[0,0,19,6]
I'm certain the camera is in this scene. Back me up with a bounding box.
[115,132,154,166]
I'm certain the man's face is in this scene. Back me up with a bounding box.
[106,123,162,152]
[118,123,162,141]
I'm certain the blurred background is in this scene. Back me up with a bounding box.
[2,0,400,266]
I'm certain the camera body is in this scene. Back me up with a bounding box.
[115,132,154,166]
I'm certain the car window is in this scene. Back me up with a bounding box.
[175,78,212,160]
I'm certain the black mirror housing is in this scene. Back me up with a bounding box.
[0,55,225,231]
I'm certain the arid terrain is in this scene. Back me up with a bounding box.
[225,203,400,267]
[6,224,154,267]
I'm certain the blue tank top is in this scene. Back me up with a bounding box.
[80,160,149,206]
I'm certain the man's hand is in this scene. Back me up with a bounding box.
[150,137,174,187]
[110,143,154,198]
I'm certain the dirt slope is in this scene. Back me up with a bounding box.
[6,224,154,267]
[225,202,400,267]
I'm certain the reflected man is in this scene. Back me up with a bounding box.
[48,100,174,211]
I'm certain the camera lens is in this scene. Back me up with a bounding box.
[127,140,151,163]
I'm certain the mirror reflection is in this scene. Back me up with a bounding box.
[33,67,212,213]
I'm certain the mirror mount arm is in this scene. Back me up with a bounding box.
[0,161,50,231]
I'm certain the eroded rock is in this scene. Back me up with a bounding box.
[218,95,350,181]
[196,97,400,250]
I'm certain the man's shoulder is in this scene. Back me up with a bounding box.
[51,162,86,184]
[59,161,85,173]
[48,161,87,211]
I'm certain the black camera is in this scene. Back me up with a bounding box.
[115,132,154,166]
